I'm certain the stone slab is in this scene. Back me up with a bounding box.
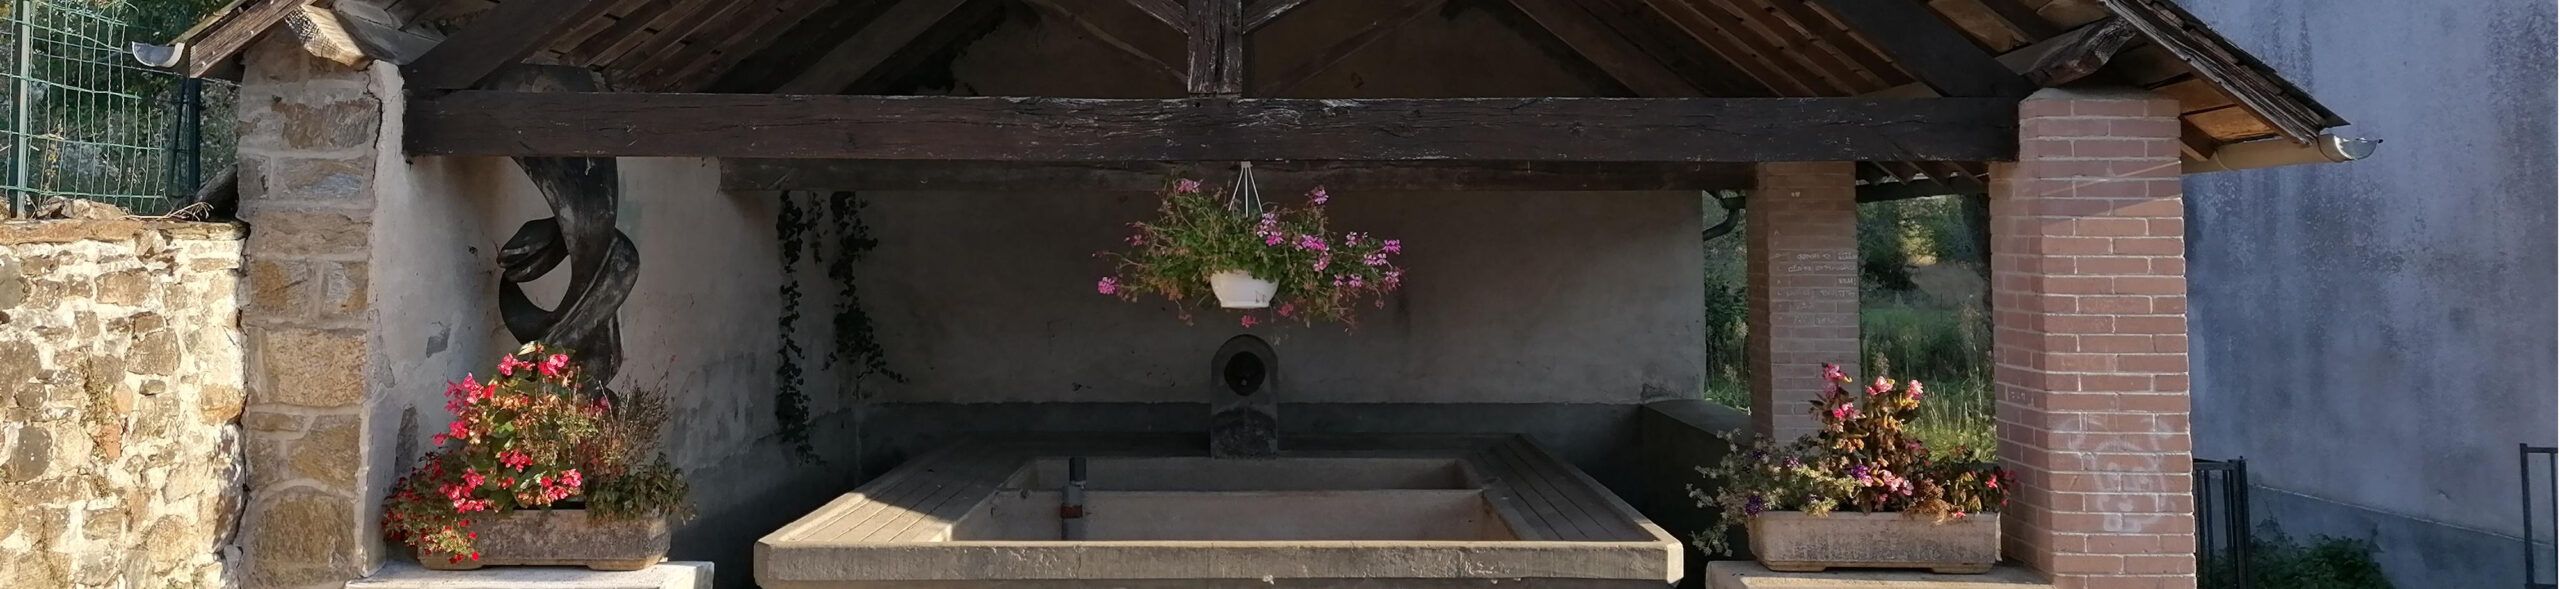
[346,561,713,589]
[1704,561,2049,589]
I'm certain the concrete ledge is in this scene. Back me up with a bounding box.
[1704,561,2048,589]
[346,561,713,589]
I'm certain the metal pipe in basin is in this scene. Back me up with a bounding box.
[1061,456,1088,540]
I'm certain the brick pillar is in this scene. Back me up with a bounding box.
[1990,87,2195,588]
[1747,162,1859,441]
[233,36,386,588]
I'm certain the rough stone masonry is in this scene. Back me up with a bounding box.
[0,220,247,588]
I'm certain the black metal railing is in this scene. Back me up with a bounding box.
[2522,444,2554,589]
[2197,457,2252,589]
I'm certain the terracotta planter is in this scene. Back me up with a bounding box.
[1748,511,1999,574]
[1207,270,1277,309]
[417,509,671,571]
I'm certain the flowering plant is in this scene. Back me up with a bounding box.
[1690,364,2009,555]
[1098,178,1404,327]
[380,344,692,564]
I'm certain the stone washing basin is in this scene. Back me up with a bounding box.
[755,434,1681,588]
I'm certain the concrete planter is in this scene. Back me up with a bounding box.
[1747,511,1999,574]
[1208,270,1277,308]
[418,509,671,572]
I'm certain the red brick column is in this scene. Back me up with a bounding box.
[1990,87,2195,588]
[1747,162,1859,441]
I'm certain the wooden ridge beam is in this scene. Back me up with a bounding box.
[404,0,615,90]
[776,0,974,94]
[1805,0,2035,97]
[1242,0,1311,31]
[722,160,1757,192]
[408,93,2019,162]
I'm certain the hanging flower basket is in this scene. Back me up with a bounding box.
[1207,270,1278,308]
[1098,169,1404,327]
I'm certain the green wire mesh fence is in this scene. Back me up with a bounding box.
[2,0,233,217]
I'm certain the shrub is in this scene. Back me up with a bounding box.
[380,344,691,564]
[1691,364,2008,555]
[2205,524,2394,589]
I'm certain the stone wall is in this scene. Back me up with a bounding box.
[0,220,247,588]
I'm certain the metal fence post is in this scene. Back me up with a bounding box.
[9,0,29,218]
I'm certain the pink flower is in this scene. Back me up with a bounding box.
[1125,233,1146,246]
[497,356,527,377]
[1362,252,1388,267]
[1309,186,1329,205]
[1265,233,1285,246]
[1905,380,1925,400]
[1313,254,1330,271]
[446,420,470,441]
[1239,314,1259,328]
[1380,240,1401,254]
[1175,179,1201,193]
[1295,234,1326,251]
[1822,363,1846,383]
[1096,276,1119,295]
[1277,303,1296,318]
[1829,403,1858,421]
[539,354,571,378]
[559,469,583,489]
[1346,275,1364,288]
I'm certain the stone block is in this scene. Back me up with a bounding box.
[291,414,363,490]
[1748,511,2000,574]
[244,489,362,587]
[244,210,372,259]
[1704,561,2050,589]
[277,98,383,152]
[200,385,247,425]
[271,157,376,201]
[5,425,51,482]
[130,329,182,375]
[95,269,152,305]
[252,327,366,408]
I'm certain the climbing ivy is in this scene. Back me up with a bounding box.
[774,192,815,459]
[774,191,901,461]
[826,191,903,391]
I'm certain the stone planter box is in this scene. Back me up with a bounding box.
[418,509,670,571]
[1748,511,1999,574]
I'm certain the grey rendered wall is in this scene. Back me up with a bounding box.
[2176,1,2557,587]
[378,156,866,585]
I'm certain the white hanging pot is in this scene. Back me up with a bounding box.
[1208,270,1277,309]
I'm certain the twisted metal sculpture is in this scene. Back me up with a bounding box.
[497,157,637,397]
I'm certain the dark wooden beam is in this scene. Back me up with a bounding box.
[722,160,1756,192]
[1805,0,2036,97]
[1125,0,1190,32]
[1185,0,1245,94]
[408,93,2019,161]
[404,0,615,90]
[1025,0,1187,80]
[776,0,974,94]
[181,0,305,78]
[1503,0,1699,97]
[2023,17,2136,86]
[1242,0,1311,31]
[1254,0,1443,95]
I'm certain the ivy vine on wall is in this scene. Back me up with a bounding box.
[774,191,901,461]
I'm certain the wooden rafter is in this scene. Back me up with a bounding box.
[178,0,308,78]
[1759,0,1910,86]
[405,0,615,90]
[1805,0,2034,97]
[776,0,975,94]
[1253,0,1444,95]
[723,160,1758,192]
[1024,0,1188,80]
[653,0,843,91]
[1185,0,1245,94]
[1125,0,1191,33]
[407,93,2020,162]
[1503,0,1699,97]
[2022,16,2135,87]
[1647,0,1854,94]
[1608,0,1812,95]
[1242,0,1311,31]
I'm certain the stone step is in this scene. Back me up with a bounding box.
[345,561,711,589]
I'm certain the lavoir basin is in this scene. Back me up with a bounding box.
[756,435,1681,588]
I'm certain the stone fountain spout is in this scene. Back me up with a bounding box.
[1209,334,1278,458]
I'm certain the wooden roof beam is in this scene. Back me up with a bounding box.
[407,93,2020,162]
[1252,0,1445,96]
[776,0,976,94]
[1805,0,2035,97]
[405,0,617,90]
[1503,0,1701,97]
[1023,0,1188,81]
[723,160,1757,192]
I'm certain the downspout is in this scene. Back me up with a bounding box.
[1701,191,1745,242]
[2184,134,2380,174]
